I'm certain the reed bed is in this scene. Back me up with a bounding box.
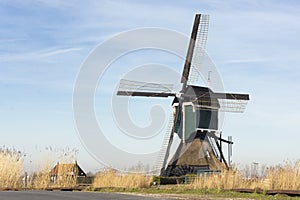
[28,163,77,189]
[189,161,300,190]
[266,160,300,190]
[189,169,258,190]
[29,165,52,189]
[29,158,78,188]
[0,148,23,188]
[0,147,79,189]
[93,169,152,188]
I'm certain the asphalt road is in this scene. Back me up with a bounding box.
[0,191,169,200]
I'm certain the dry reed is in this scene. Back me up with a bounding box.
[93,169,152,188]
[28,163,77,189]
[189,169,252,190]
[265,160,300,190]
[0,148,23,188]
[51,163,77,188]
[28,157,54,189]
[29,163,78,188]
[189,160,300,190]
[28,148,78,189]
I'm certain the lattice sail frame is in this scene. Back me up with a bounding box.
[118,79,174,94]
[218,99,248,113]
[191,97,248,113]
[188,14,209,84]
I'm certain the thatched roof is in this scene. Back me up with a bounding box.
[49,162,86,177]
[169,135,226,171]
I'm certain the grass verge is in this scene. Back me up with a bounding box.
[90,186,300,200]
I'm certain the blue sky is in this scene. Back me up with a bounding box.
[0,0,300,172]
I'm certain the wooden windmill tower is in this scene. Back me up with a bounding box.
[117,14,249,176]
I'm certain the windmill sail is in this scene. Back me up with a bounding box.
[117,79,175,97]
[183,85,249,112]
[218,99,249,113]
[181,14,210,87]
[188,14,209,84]
[181,14,201,86]
[153,113,174,175]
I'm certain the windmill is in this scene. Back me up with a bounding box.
[117,14,250,176]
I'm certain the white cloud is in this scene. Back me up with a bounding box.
[0,47,82,62]
[40,47,82,57]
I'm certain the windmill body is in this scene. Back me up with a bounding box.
[117,14,249,177]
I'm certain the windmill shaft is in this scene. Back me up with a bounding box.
[181,14,201,86]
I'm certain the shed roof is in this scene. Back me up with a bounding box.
[49,162,86,177]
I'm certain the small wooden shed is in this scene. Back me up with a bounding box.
[49,161,86,182]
